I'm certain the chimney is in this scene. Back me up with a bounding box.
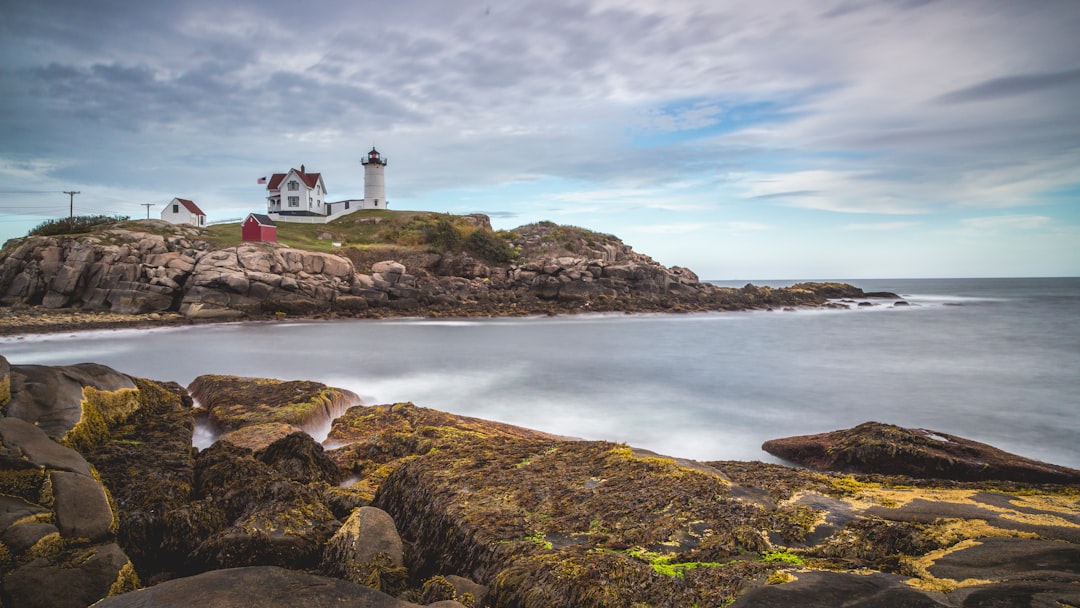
[300,164,305,173]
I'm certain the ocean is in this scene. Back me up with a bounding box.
[2,277,1078,469]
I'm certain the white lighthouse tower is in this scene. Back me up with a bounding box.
[361,147,387,208]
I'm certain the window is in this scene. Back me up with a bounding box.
[374,200,378,207]
[288,180,299,191]
[172,204,179,213]
[288,196,299,207]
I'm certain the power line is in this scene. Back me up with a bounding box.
[141,203,154,219]
[0,190,63,194]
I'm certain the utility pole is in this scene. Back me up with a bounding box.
[63,190,80,218]
[141,203,154,219]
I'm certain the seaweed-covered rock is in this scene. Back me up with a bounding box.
[174,436,340,572]
[0,417,137,608]
[91,565,423,608]
[374,439,775,607]
[255,431,342,484]
[730,570,947,607]
[0,355,10,407]
[762,421,1080,483]
[326,402,560,502]
[3,543,137,608]
[0,419,113,541]
[188,374,360,435]
[3,362,138,451]
[321,506,405,587]
[220,422,304,451]
[78,378,196,580]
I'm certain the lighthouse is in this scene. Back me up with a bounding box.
[361,147,387,208]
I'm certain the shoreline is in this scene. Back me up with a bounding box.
[0,298,823,338]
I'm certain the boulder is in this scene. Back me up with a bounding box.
[3,543,137,608]
[729,570,946,607]
[187,375,360,435]
[371,260,406,276]
[761,421,1080,483]
[0,416,92,476]
[50,470,115,541]
[321,506,405,585]
[255,431,342,484]
[3,362,138,446]
[0,418,113,541]
[91,566,423,608]
[444,575,489,606]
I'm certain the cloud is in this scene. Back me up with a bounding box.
[628,222,713,235]
[937,67,1080,104]
[961,215,1052,231]
[473,210,521,219]
[841,221,918,231]
[725,221,769,233]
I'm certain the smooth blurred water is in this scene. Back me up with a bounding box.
[3,277,1078,468]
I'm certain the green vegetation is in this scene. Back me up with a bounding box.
[527,531,554,550]
[760,550,806,565]
[623,547,736,577]
[518,220,619,256]
[29,214,129,237]
[198,209,516,262]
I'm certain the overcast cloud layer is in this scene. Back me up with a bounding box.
[1,0,1077,278]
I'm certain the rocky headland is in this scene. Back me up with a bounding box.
[0,216,901,335]
[1,356,1078,607]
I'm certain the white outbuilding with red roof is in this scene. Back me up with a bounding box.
[160,198,206,226]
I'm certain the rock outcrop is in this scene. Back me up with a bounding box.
[0,223,205,314]
[180,245,365,319]
[0,217,893,326]
[761,421,1080,484]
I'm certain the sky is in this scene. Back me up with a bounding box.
[1,0,1078,279]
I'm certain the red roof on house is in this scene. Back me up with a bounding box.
[266,167,323,191]
[175,198,205,216]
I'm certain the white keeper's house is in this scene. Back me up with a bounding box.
[264,148,388,224]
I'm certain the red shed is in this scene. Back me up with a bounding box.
[242,213,277,242]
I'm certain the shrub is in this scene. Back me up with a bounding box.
[422,217,465,251]
[464,228,514,264]
[29,215,129,237]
